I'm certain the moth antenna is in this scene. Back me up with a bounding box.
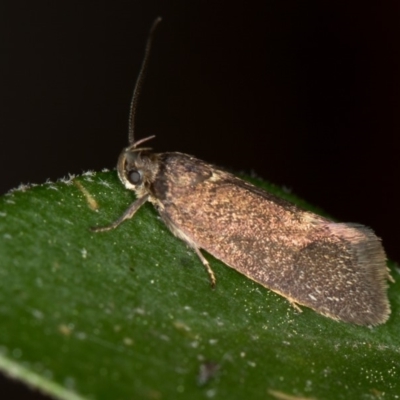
[128,17,162,145]
[133,135,156,149]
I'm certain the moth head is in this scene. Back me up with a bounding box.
[117,135,159,195]
[117,18,162,196]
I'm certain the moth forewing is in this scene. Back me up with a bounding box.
[145,153,391,326]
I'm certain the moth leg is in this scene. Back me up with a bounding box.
[193,246,216,288]
[387,267,395,283]
[288,299,302,313]
[91,194,149,232]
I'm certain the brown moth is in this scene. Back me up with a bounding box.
[93,18,392,326]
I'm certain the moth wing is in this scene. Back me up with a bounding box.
[161,171,390,325]
[291,221,390,325]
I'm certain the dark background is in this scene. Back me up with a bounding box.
[1,1,399,398]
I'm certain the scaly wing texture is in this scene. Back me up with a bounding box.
[156,156,390,325]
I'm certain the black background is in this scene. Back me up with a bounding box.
[1,1,399,398]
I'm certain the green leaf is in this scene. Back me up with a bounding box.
[0,170,399,400]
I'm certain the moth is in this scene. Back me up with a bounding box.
[93,18,392,326]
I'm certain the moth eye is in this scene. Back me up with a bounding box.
[128,169,142,185]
